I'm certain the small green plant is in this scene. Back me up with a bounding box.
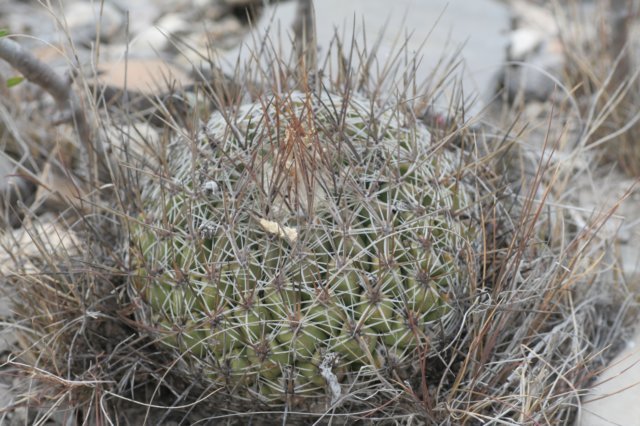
[6,76,24,88]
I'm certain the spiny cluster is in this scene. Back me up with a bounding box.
[129,90,479,404]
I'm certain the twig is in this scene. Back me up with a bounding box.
[0,37,110,182]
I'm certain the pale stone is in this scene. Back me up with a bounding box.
[0,2,56,44]
[508,0,558,34]
[130,13,190,53]
[503,47,565,102]
[105,122,161,166]
[109,0,163,35]
[509,28,546,61]
[205,16,244,42]
[578,328,640,425]
[224,0,262,5]
[175,17,246,66]
[95,59,192,94]
[131,26,174,53]
[155,13,191,35]
[0,214,80,276]
[63,1,124,42]
[222,0,509,112]
[501,1,567,102]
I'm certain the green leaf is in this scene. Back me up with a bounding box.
[6,76,24,88]
[0,29,7,38]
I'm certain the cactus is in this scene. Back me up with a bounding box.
[129,90,479,404]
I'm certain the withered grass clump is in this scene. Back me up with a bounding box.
[0,19,629,426]
[557,0,640,176]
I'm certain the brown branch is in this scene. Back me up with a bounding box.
[0,37,110,182]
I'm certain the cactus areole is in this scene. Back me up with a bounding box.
[129,91,479,405]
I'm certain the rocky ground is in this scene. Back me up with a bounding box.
[1,0,640,424]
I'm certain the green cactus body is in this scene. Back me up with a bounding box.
[129,90,478,404]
